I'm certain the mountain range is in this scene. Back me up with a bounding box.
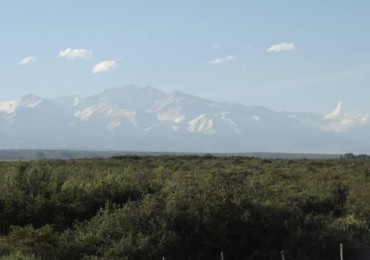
[0,85,369,154]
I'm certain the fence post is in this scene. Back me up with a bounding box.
[220,251,224,260]
[280,250,286,260]
[340,243,344,260]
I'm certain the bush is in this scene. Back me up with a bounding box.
[1,224,57,260]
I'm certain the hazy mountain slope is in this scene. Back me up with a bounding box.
[0,85,368,153]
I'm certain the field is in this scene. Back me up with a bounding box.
[0,155,369,259]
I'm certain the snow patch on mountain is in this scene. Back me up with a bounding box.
[74,107,96,120]
[187,114,216,135]
[106,120,121,130]
[0,86,369,153]
[73,97,80,106]
[20,95,42,108]
[157,107,186,123]
[219,112,237,126]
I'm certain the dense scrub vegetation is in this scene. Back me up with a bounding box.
[0,155,369,259]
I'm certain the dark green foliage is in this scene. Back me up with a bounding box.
[1,224,57,260]
[0,156,369,259]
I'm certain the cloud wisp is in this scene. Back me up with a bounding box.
[266,43,295,53]
[17,56,36,65]
[92,60,117,73]
[324,102,343,120]
[211,43,220,49]
[59,48,93,59]
[209,55,236,65]
[323,102,369,132]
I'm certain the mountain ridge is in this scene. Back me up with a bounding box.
[0,85,369,153]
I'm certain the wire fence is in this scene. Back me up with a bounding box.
[160,243,346,260]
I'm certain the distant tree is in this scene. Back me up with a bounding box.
[357,154,369,159]
[343,153,355,159]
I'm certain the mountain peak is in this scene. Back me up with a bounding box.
[97,85,165,110]
[169,90,207,100]
[100,85,163,95]
[20,94,43,108]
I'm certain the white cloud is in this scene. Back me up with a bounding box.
[225,55,235,60]
[17,56,36,65]
[209,55,236,65]
[266,42,295,53]
[59,48,93,59]
[245,44,253,49]
[211,43,220,49]
[323,102,369,132]
[92,60,117,73]
[324,102,343,120]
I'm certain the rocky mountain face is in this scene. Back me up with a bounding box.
[0,85,368,153]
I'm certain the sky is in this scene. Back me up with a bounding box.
[1,0,370,115]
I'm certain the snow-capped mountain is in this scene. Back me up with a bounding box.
[0,85,369,153]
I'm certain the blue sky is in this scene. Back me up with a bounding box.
[1,0,370,114]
